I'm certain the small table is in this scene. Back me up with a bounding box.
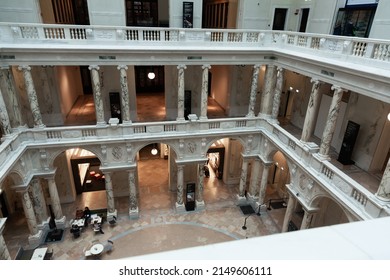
[72,218,85,227]
[31,247,48,260]
[90,243,104,255]
[90,214,102,224]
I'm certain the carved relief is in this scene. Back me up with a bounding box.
[112,146,123,161]
[187,142,196,154]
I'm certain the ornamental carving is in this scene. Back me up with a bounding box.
[112,146,123,161]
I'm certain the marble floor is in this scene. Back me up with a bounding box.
[3,157,285,260]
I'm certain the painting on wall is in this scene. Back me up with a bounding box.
[333,7,376,37]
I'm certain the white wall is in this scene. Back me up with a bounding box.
[0,0,42,23]
[306,0,339,34]
[169,0,202,28]
[237,0,271,29]
[87,0,126,26]
[369,0,390,39]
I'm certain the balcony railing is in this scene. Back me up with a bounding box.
[0,116,388,220]
[0,23,389,69]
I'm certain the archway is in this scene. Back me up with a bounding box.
[136,143,174,211]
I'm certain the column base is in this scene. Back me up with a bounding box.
[375,193,390,202]
[96,121,107,127]
[129,207,139,220]
[196,200,205,211]
[107,209,118,221]
[300,141,320,153]
[55,216,66,229]
[28,230,44,248]
[176,117,186,122]
[236,194,247,206]
[246,193,259,208]
[314,153,331,162]
[33,124,46,129]
[175,202,186,213]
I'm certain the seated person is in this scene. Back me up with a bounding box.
[83,206,91,226]
[70,224,81,238]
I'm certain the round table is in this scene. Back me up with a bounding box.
[90,243,104,255]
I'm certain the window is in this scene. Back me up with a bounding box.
[125,0,158,27]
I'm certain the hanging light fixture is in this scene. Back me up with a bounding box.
[388,112,390,121]
[151,144,158,155]
[148,72,155,80]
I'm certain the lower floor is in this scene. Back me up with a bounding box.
[3,157,286,260]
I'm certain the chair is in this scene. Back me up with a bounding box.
[44,249,54,260]
[103,240,114,253]
[70,224,81,238]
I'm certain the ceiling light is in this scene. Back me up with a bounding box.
[388,113,390,121]
[148,72,155,80]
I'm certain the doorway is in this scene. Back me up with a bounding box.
[0,191,9,217]
[71,156,104,194]
[299,8,310,32]
[272,8,288,30]
[206,146,225,179]
[80,66,92,95]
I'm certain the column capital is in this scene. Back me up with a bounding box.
[310,78,323,85]
[177,64,187,70]
[88,65,100,71]
[253,64,262,69]
[117,65,128,71]
[202,64,211,70]
[18,65,31,71]
[276,66,284,72]
[331,85,345,93]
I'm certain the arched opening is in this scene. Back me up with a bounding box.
[311,197,350,228]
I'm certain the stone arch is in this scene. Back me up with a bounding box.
[131,141,180,163]
[48,146,104,169]
[310,194,355,227]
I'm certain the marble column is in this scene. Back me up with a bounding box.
[301,79,323,142]
[282,194,297,232]
[237,158,249,204]
[128,168,139,218]
[176,65,187,121]
[0,229,11,260]
[104,172,117,218]
[21,190,39,236]
[259,65,277,117]
[47,177,64,220]
[375,157,390,201]
[200,64,211,120]
[30,179,49,225]
[0,67,24,128]
[246,64,261,117]
[319,85,345,157]
[89,65,105,125]
[300,210,314,230]
[271,67,284,121]
[118,65,131,124]
[248,158,261,198]
[0,87,11,135]
[258,163,271,205]
[18,66,45,128]
[196,163,205,210]
[176,165,185,211]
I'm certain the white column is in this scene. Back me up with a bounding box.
[301,79,323,142]
[259,65,277,117]
[196,163,205,210]
[319,85,345,157]
[300,210,314,230]
[0,67,24,128]
[200,64,211,120]
[0,232,11,260]
[117,65,131,124]
[89,65,105,125]
[47,177,64,220]
[176,165,185,211]
[30,179,49,225]
[271,67,284,121]
[246,64,261,117]
[128,168,139,218]
[104,172,117,219]
[282,195,297,232]
[258,163,271,205]
[176,65,186,121]
[18,66,45,128]
[0,87,11,135]
[375,157,390,201]
[237,158,249,204]
[21,190,39,236]
[248,158,260,198]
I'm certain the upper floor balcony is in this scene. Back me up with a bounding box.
[0,23,390,221]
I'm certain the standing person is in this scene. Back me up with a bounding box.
[83,206,91,226]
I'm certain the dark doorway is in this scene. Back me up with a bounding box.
[80,66,92,95]
[299,8,310,32]
[135,66,165,93]
[71,156,105,194]
[272,8,288,30]
[125,0,158,27]
[72,0,90,25]
[109,92,122,123]
[184,90,191,120]
[0,191,9,217]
